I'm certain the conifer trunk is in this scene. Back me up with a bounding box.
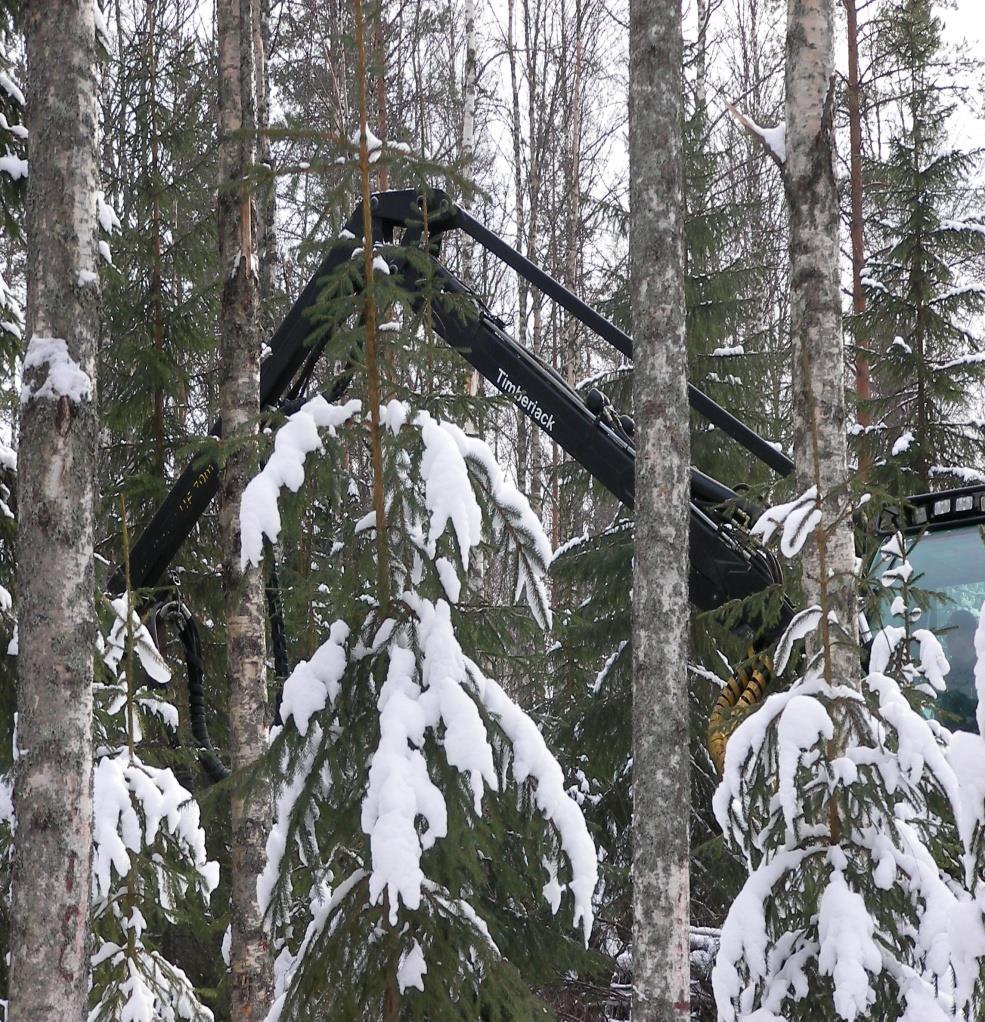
[217,0,273,1016]
[7,2,100,1018]
[628,0,691,1018]
[784,0,858,679]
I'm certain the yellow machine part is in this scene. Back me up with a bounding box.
[707,650,773,774]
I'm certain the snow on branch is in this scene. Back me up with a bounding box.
[726,103,785,165]
[92,753,219,903]
[276,620,349,737]
[240,395,362,570]
[423,415,554,628]
[750,486,820,558]
[104,595,172,686]
[20,335,92,404]
[354,595,598,944]
[468,656,599,942]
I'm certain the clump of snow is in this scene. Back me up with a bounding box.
[350,125,383,163]
[418,414,553,628]
[94,3,110,46]
[775,695,832,840]
[942,218,985,236]
[104,595,172,686]
[397,940,427,993]
[20,336,92,404]
[750,486,820,558]
[97,192,120,235]
[240,395,362,570]
[773,605,822,675]
[592,640,628,693]
[818,868,883,1020]
[711,344,745,357]
[417,413,483,571]
[434,557,461,603]
[0,154,27,180]
[278,620,349,736]
[0,71,25,106]
[380,398,408,435]
[972,600,985,743]
[362,642,451,922]
[892,430,914,456]
[746,116,786,162]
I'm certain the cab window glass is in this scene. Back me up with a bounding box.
[873,524,985,733]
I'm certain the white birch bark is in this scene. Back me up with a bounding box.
[629,0,691,1018]
[217,0,273,1016]
[784,0,858,683]
[8,2,100,1019]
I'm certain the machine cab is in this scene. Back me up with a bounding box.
[873,484,985,733]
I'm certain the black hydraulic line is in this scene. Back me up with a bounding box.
[153,601,230,782]
[264,539,290,729]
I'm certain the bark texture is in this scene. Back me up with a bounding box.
[844,0,870,431]
[628,0,691,1019]
[784,0,859,680]
[253,0,279,319]
[8,2,100,1019]
[217,0,273,1016]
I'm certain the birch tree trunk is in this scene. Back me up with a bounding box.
[629,0,691,1019]
[784,0,859,682]
[8,2,100,1018]
[217,0,273,1016]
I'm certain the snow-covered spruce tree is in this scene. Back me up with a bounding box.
[0,0,25,364]
[713,516,985,1020]
[243,394,598,1020]
[856,0,985,490]
[89,578,219,1021]
[240,49,597,1007]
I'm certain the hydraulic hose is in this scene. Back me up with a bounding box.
[150,601,230,782]
[707,649,772,774]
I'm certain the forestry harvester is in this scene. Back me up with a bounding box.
[107,188,985,779]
